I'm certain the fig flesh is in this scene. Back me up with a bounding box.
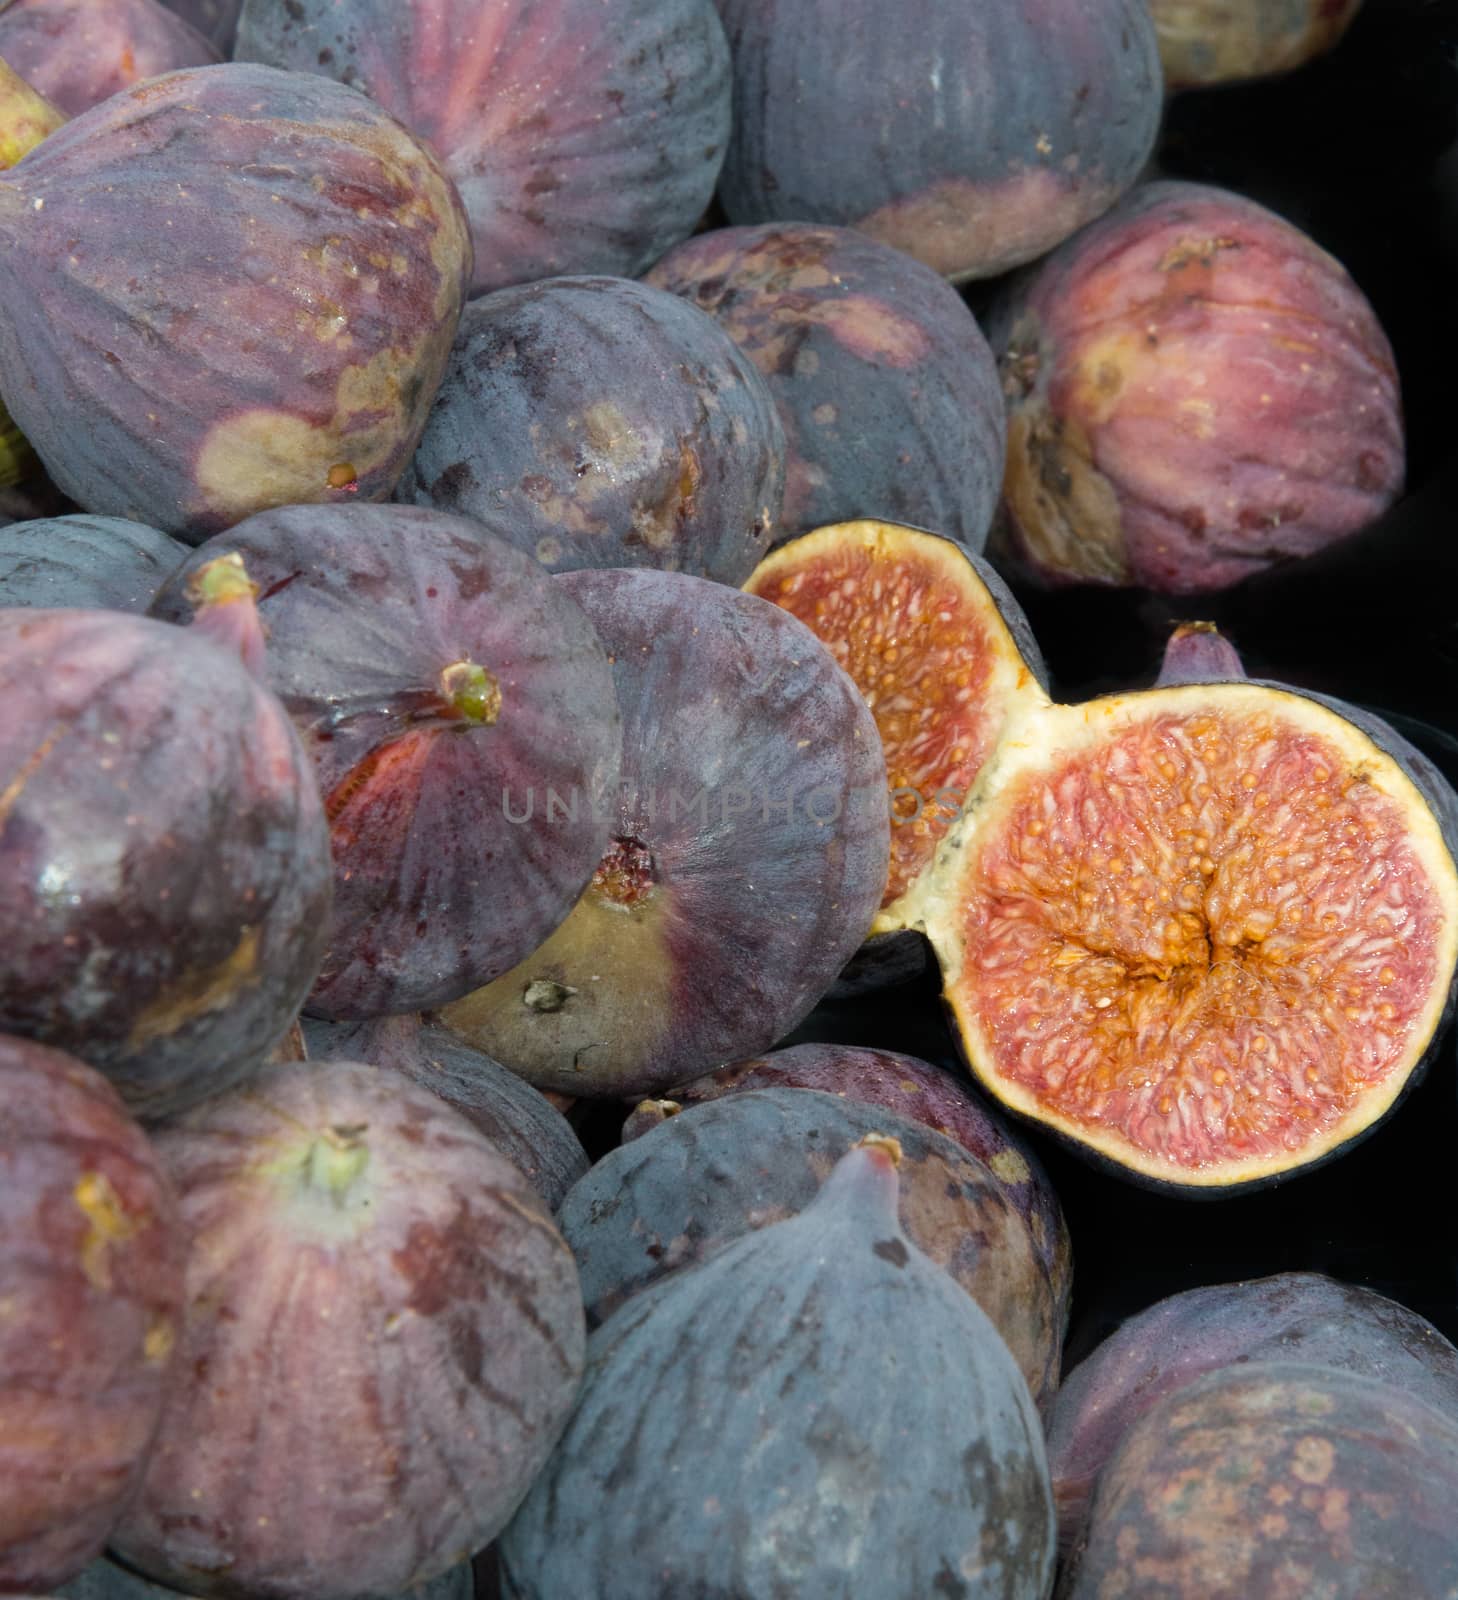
[0,64,471,539]
[500,1138,1056,1599]
[111,1061,586,1600]
[396,275,785,581]
[990,179,1404,593]
[0,1035,183,1593]
[437,569,890,1099]
[901,623,1458,1189]
[1,516,186,611]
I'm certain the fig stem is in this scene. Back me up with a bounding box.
[440,660,502,726]
[1156,621,1248,687]
[305,1125,370,1202]
[855,1132,904,1168]
[185,552,269,681]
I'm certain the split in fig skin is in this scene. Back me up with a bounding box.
[0,1034,184,1594]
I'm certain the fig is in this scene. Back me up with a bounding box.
[644,222,1007,549]
[0,1035,184,1593]
[1,516,186,611]
[713,0,1162,281]
[436,568,890,1098]
[0,63,471,539]
[155,0,238,54]
[1058,1362,1458,1598]
[396,275,785,581]
[558,1085,1062,1405]
[235,0,730,298]
[60,1559,474,1600]
[0,0,218,119]
[151,504,622,1019]
[990,178,1404,593]
[896,622,1458,1189]
[110,1061,586,1600]
[623,1040,1072,1328]
[0,608,332,1119]
[1152,0,1364,91]
[303,1014,589,1211]
[501,1137,1055,1598]
[1048,1272,1458,1555]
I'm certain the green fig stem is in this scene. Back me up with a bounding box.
[305,1125,370,1202]
[0,60,65,171]
[185,552,269,682]
[440,660,502,725]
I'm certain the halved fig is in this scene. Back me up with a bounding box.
[899,623,1458,1189]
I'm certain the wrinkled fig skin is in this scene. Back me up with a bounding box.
[156,0,239,53]
[0,64,472,540]
[396,276,786,580]
[502,1140,1056,1599]
[0,516,186,612]
[714,0,1162,282]
[236,0,730,298]
[626,1042,1072,1327]
[1152,0,1364,90]
[111,1062,586,1600]
[645,222,1007,548]
[151,504,622,1019]
[0,0,219,119]
[0,611,332,1119]
[1059,1362,1458,1599]
[0,1036,184,1593]
[990,180,1404,594]
[1048,1272,1458,1558]
[562,1086,1061,1405]
[438,570,891,1100]
[303,1015,589,1211]
[61,1557,474,1600]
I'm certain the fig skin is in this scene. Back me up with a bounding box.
[1152,0,1364,91]
[0,516,186,612]
[623,1040,1072,1326]
[0,1034,184,1594]
[500,1138,1056,1600]
[235,0,731,298]
[0,64,472,540]
[714,0,1162,282]
[111,1061,587,1600]
[437,569,891,1100]
[989,179,1404,594]
[396,275,786,581]
[0,0,219,119]
[155,0,239,54]
[0,609,332,1120]
[1058,1361,1458,1599]
[561,1085,1062,1407]
[151,503,623,1019]
[59,1558,475,1600]
[1048,1271,1458,1557]
[645,222,1007,549]
[303,1014,589,1211]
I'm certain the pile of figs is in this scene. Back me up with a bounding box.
[2,0,1457,1595]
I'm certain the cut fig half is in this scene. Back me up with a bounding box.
[898,623,1458,1190]
[745,518,1051,928]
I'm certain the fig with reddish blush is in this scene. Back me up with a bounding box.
[990,179,1404,593]
[236,0,730,298]
[624,1040,1071,1329]
[1059,1363,1458,1599]
[60,1557,475,1600]
[713,0,1161,282]
[645,223,1006,550]
[0,608,332,1119]
[151,503,622,1019]
[562,1086,1062,1406]
[897,622,1458,1190]
[397,276,785,582]
[437,568,890,1100]
[0,0,218,119]
[0,1035,184,1593]
[0,63,471,540]
[1151,0,1364,91]
[304,1014,589,1210]
[500,1137,1055,1599]
[1,516,186,612]
[155,0,238,53]
[110,1061,586,1600]
[1048,1272,1458,1556]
